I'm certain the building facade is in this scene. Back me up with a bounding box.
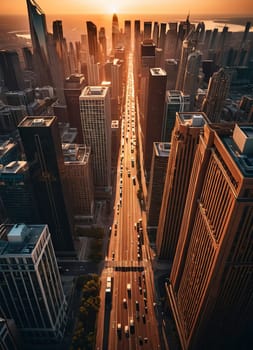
[168,123,253,350]
[156,112,206,261]
[79,86,111,193]
[147,142,170,237]
[18,116,74,253]
[0,224,68,345]
[62,144,94,223]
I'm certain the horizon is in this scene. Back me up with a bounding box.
[1,0,253,16]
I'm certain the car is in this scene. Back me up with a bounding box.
[124,325,129,336]
[142,314,146,323]
[123,298,127,308]
[117,323,122,336]
[145,306,148,313]
[144,337,148,343]
[112,252,115,260]
[135,300,139,310]
[138,336,143,345]
[130,319,135,333]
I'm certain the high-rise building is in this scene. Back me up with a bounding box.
[147,142,170,237]
[0,161,40,224]
[182,50,202,109]
[64,73,86,143]
[99,27,107,62]
[124,20,131,51]
[62,144,94,224]
[156,112,206,261]
[168,123,253,350]
[112,14,120,52]
[26,0,52,86]
[0,223,68,345]
[164,59,178,90]
[0,50,24,91]
[201,68,231,122]
[144,21,152,40]
[0,139,19,166]
[86,21,99,63]
[0,104,26,134]
[18,116,74,253]
[143,68,167,175]
[158,23,167,50]
[176,39,195,91]
[79,86,111,193]
[22,47,34,71]
[162,90,190,142]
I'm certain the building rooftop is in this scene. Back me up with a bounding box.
[154,142,171,157]
[179,112,206,127]
[0,161,28,175]
[0,224,45,256]
[62,143,91,164]
[222,124,253,177]
[80,86,108,98]
[0,139,16,157]
[18,116,55,128]
[150,67,167,76]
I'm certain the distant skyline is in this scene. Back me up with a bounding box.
[1,0,253,16]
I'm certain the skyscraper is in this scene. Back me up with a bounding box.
[143,67,167,175]
[26,0,52,86]
[0,50,24,91]
[156,112,206,261]
[79,86,111,193]
[0,161,40,224]
[162,90,190,142]
[86,21,99,63]
[62,144,94,224]
[175,39,195,91]
[147,142,170,237]
[18,116,74,253]
[0,223,68,345]
[201,67,230,122]
[64,73,86,143]
[182,50,202,109]
[168,123,253,350]
[112,14,120,51]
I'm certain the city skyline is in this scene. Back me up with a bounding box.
[1,0,253,16]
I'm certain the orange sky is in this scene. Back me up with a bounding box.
[1,0,253,15]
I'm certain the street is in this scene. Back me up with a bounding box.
[96,53,161,350]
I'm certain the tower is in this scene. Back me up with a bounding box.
[156,112,206,261]
[86,21,99,63]
[18,116,74,253]
[0,161,40,224]
[147,142,170,238]
[62,144,94,224]
[175,39,195,91]
[26,0,52,86]
[112,14,120,52]
[201,68,230,122]
[0,50,24,91]
[143,68,167,176]
[0,223,68,345]
[162,90,190,142]
[64,73,86,143]
[79,86,111,193]
[182,50,202,110]
[168,123,253,350]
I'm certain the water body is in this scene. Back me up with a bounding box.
[0,14,252,45]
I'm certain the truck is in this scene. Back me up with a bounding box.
[105,276,113,306]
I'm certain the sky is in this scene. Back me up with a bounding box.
[1,0,253,16]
